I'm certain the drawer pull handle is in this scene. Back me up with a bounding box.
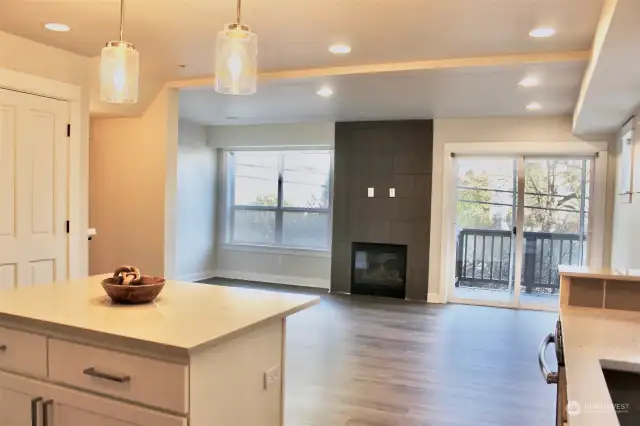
[0,344,6,351]
[83,367,131,383]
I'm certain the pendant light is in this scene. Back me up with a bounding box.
[100,0,139,104]
[215,0,258,95]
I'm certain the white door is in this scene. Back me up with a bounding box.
[0,88,68,288]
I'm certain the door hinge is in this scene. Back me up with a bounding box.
[67,124,71,137]
[66,220,70,234]
[512,226,517,236]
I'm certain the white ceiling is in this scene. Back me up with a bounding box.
[0,0,603,78]
[572,0,640,134]
[180,61,586,125]
[10,0,640,133]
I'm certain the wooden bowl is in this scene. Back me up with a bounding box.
[101,276,166,304]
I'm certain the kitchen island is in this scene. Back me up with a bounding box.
[558,266,640,426]
[0,275,319,426]
[559,265,640,310]
[561,305,640,426]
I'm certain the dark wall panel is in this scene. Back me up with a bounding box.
[331,120,434,300]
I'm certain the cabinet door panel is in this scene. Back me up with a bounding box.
[56,403,136,426]
[45,381,186,426]
[0,365,186,426]
[0,386,36,425]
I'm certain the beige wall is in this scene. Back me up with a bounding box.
[428,116,614,302]
[176,119,217,281]
[89,89,179,277]
[1,30,165,119]
[208,122,335,149]
[0,30,91,278]
[0,31,87,87]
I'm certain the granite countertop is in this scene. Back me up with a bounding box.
[561,306,640,426]
[559,265,640,282]
[0,275,319,355]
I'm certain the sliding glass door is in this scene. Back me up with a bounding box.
[453,157,518,304]
[451,155,592,310]
[519,158,591,309]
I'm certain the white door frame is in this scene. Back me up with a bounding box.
[0,68,84,280]
[438,141,608,309]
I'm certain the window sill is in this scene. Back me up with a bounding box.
[220,243,332,258]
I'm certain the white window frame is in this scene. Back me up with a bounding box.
[432,141,608,308]
[223,147,334,251]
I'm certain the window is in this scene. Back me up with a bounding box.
[226,149,332,250]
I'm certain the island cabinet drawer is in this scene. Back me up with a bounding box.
[48,338,189,414]
[0,326,47,377]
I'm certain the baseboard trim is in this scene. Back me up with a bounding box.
[176,269,217,282]
[212,269,330,290]
[427,292,446,304]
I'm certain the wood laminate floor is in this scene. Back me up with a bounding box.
[204,279,558,426]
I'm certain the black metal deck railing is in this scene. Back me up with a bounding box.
[455,228,586,293]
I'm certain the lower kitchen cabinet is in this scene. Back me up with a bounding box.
[54,404,143,426]
[0,385,38,425]
[0,371,186,426]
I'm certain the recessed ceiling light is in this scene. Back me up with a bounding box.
[329,44,351,55]
[526,102,542,111]
[317,87,334,98]
[529,27,556,38]
[44,23,70,32]
[519,76,540,87]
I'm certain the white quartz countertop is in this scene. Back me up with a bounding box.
[561,306,640,426]
[559,265,640,282]
[0,275,319,354]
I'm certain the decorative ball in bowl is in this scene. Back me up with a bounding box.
[101,266,165,304]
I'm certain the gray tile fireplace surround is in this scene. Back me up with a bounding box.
[330,120,433,300]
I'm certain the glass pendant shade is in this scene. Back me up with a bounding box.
[100,41,139,104]
[215,23,258,95]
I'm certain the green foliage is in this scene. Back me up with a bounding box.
[253,194,279,207]
[253,180,330,209]
[253,194,295,208]
[457,160,589,233]
[457,172,494,229]
[306,183,330,209]
[523,160,585,233]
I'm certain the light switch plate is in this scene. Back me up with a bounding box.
[264,365,281,390]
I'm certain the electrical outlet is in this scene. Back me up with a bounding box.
[263,365,281,390]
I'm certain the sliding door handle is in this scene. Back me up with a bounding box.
[31,397,42,426]
[42,400,53,426]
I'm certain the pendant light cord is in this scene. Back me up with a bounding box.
[236,0,241,23]
[119,0,125,41]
